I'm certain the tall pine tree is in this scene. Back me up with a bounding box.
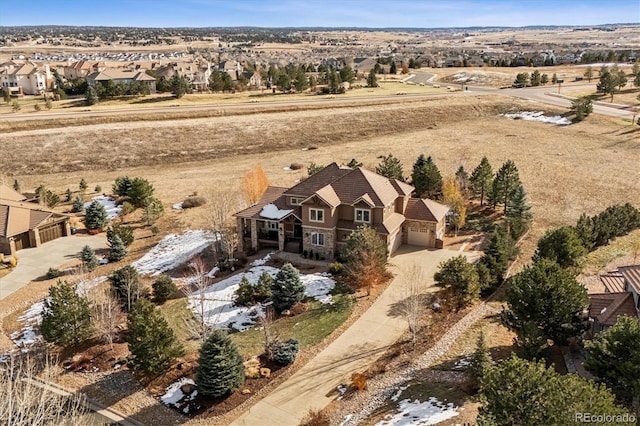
[506,184,532,239]
[375,154,404,181]
[81,245,99,271]
[127,299,184,374]
[411,155,442,198]
[470,156,493,206]
[108,234,127,262]
[196,331,245,397]
[85,199,109,230]
[40,280,92,346]
[491,160,521,210]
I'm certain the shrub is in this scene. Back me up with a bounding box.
[271,263,305,312]
[9,257,17,267]
[328,262,344,275]
[80,245,98,271]
[351,372,367,391]
[107,235,127,262]
[300,409,330,426]
[46,267,61,279]
[152,275,177,303]
[272,338,299,366]
[302,250,308,259]
[71,196,84,213]
[289,163,303,170]
[235,273,272,307]
[120,201,134,216]
[107,224,134,247]
[94,185,102,193]
[181,196,206,209]
[34,103,41,112]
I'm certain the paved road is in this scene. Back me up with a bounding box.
[0,234,107,300]
[231,246,478,426]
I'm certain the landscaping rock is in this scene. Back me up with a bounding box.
[260,367,271,378]
[241,388,252,395]
[180,382,195,395]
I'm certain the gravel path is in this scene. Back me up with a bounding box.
[332,303,499,425]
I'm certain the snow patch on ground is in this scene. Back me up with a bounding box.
[259,203,293,220]
[376,397,459,425]
[10,301,45,349]
[188,265,336,332]
[75,276,108,296]
[250,252,273,267]
[84,195,122,220]
[390,385,410,402]
[340,414,354,426]
[502,111,571,125]
[161,378,198,414]
[453,354,472,370]
[131,230,215,276]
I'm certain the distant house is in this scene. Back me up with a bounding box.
[352,57,377,76]
[156,61,211,92]
[219,60,243,81]
[63,60,106,80]
[0,60,50,95]
[86,69,156,93]
[589,265,640,333]
[234,163,448,259]
[0,185,71,256]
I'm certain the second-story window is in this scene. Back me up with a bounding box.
[309,208,324,222]
[266,221,278,230]
[355,208,371,223]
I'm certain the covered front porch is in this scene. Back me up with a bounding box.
[238,216,302,254]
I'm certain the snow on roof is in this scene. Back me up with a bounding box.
[259,203,293,220]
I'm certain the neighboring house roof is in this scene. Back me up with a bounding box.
[0,200,65,238]
[619,265,640,294]
[589,292,637,327]
[0,184,26,202]
[600,272,626,293]
[405,198,450,222]
[87,69,155,82]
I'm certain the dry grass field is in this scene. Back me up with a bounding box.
[3,94,639,263]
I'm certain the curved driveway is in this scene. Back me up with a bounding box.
[231,246,478,426]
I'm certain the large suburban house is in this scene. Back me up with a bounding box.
[86,69,157,93]
[589,265,640,333]
[0,60,51,95]
[0,185,71,257]
[234,163,449,259]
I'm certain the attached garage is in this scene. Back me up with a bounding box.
[407,225,433,247]
[13,232,31,251]
[38,221,66,244]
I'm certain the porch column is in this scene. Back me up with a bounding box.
[236,217,244,252]
[9,237,17,258]
[278,223,285,251]
[64,220,71,237]
[250,219,258,251]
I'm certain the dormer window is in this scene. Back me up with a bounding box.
[355,208,371,223]
[309,208,324,222]
[290,197,303,206]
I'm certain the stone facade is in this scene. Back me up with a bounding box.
[302,227,335,260]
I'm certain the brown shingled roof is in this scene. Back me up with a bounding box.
[405,198,449,222]
[600,272,626,293]
[619,265,640,293]
[0,184,26,202]
[589,292,638,327]
[0,200,64,238]
[284,163,351,198]
[330,168,399,207]
[234,187,294,219]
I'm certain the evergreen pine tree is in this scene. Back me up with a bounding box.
[366,69,378,87]
[65,188,73,202]
[110,265,147,311]
[80,245,99,271]
[491,160,521,210]
[506,184,532,239]
[411,155,442,198]
[196,331,245,397]
[12,178,20,192]
[85,86,98,106]
[375,154,404,181]
[478,229,511,291]
[470,156,493,206]
[152,275,177,304]
[85,200,109,230]
[127,299,184,374]
[346,158,363,169]
[107,224,134,247]
[271,263,305,312]
[390,61,397,74]
[466,332,494,389]
[72,196,84,213]
[108,234,127,262]
[79,178,88,193]
[40,280,92,346]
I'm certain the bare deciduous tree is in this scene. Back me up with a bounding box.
[399,263,428,344]
[260,306,280,360]
[182,256,214,341]
[206,186,242,270]
[88,288,124,350]
[0,349,91,426]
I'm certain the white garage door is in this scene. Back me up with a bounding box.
[407,226,432,247]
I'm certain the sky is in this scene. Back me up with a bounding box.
[1,0,639,28]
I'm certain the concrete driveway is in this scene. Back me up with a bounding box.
[0,234,107,300]
[231,245,477,426]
